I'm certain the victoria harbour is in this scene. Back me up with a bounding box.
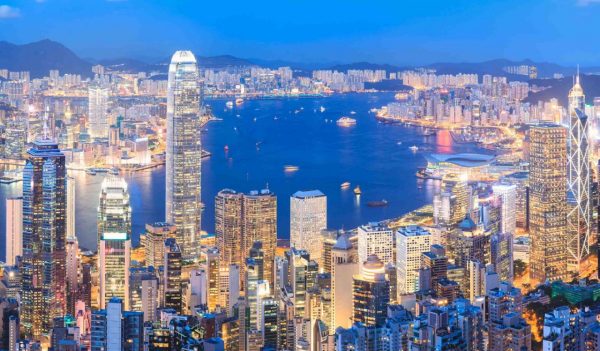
[4,92,484,253]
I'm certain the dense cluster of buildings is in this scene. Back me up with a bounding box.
[3,50,600,351]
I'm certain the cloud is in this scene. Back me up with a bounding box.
[0,5,20,18]
[577,0,600,5]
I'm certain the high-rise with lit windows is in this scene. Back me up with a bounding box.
[290,190,327,264]
[97,176,131,309]
[21,139,67,337]
[529,123,568,282]
[88,83,109,140]
[166,50,202,261]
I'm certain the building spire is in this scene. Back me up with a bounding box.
[576,64,580,85]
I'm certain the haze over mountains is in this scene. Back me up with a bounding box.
[4,39,600,104]
[1,39,595,78]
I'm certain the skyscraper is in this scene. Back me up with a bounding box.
[66,176,76,239]
[144,222,176,268]
[352,255,390,327]
[529,123,568,282]
[97,176,132,309]
[215,189,277,288]
[492,183,517,235]
[163,238,182,313]
[215,189,243,273]
[21,139,67,337]
[5,197,22,266]
[243,190,277,286]
[290,190,327,263]
[166,50,202,261]
[396,225,431,296]
[88,83,109,140]
[566,74,591,274]
[357,222,394,265]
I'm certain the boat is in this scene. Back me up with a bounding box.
[224,145,229,151]
[420,128,436,137]
[225,101,234,108]
[284,165,299,173]
[235,98,244,105]
[350,111,356,115]
[367,199,388,207]
[397,141,402,145]
[253,117,257,122]
[337,117,357,127]
[320,106,326,113]
[353,186,361,195]
[409,145,419,152]
[341,182,351,189]
[256,141,263,148]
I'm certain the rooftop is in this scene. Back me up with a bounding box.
[425,153,495,168]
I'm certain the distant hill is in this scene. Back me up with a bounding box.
[0,39,597,83]
[0,39,92,78]
[424,59,579,79]
[525,74,600,106]
[329,61,407,72]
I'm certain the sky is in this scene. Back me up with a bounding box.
[0,0,599,65]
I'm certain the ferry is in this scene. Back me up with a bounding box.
[353,185,362,195]
[420,128,436,137]
[337,117,357,127]
[341,182,351,189]
[367,199,388,207]
[225,101,234,108]
[284,165,299,173]
[409,145,419,152]
[235,98,244,105]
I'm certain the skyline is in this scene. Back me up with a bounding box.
[1,1,600,65]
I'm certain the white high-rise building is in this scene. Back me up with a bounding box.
[67,176,76,239]
[357,223,394,265]
[566,73,591,273]
[396,225,431,296]
[98,176,132,309]
[492,184,517,235]
[166,50,202,261]
[290,190,327,261]
[88,83,109,139]
[5,197,22,266]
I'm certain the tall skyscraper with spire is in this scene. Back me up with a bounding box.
[166,50,202,261]
[566,71,591,274]
[21,138,67,338]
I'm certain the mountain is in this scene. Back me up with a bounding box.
[329,61,407,72]
[425,59,573,78]
[0,39,92,78]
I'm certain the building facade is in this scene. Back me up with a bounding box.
[165,50,202,261]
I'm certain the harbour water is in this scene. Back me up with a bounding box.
[0,92,487,254]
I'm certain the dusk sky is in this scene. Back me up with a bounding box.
[1,0,600,65]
